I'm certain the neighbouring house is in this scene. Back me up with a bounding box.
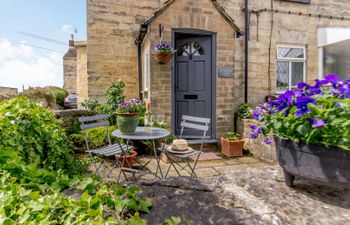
[0,86,18,96]
[63,38,77,94]
[64,0,350,141]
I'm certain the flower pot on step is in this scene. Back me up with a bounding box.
[221,137,244,157]
[116,150,137,168]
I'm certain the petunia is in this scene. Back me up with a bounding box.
[264,138,272,144]
[249,133,258,139]
[295,96,316,117]
[325,74,341,84]
[334,102,344,109]
[307,118,326,128]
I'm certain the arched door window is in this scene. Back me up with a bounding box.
[177,41,205,57]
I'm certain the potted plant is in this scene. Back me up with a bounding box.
[235,103,254,136]
[116,97,145,134]
[221,132,245,157]
[249,74,350,189]
[115,149,137,168]
[152,42,176,64]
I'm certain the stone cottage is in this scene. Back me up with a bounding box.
[64,0,350,140]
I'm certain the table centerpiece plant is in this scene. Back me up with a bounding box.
[152,42,177,64]
[116,97,145,134]
[249,74,350,192]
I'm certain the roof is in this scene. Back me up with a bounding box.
[63,47,77,59]
[142,0,240,31]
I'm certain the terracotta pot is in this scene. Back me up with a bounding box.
[221,137,244,157]
[153,52,173,64]
[116,113,139,134]
[116,149,137,168]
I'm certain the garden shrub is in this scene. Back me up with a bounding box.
[46,86,68,107]
[0,149,151,224]
[0,97,84,174]
[236,103,254,119]
[19,86,68,109]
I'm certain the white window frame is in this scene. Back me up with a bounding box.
[143,45,150,92]
[276,44,306,94]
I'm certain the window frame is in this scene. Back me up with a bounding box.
[276,44,307,94]
[143,44,150,93]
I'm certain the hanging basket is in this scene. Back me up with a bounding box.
[153,52,173,64]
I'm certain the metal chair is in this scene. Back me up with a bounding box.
[79,114,134,177]
[159,115,210,178]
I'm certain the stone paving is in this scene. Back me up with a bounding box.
[97,157,350,225]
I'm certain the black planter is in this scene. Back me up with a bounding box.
[274,137,350,188]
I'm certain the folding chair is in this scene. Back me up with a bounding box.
[79,114,134,178]
[159,115,210,178]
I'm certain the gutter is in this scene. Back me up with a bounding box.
[244,0,249,103]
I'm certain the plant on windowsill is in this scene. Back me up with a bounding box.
[221,132,245,157]
[116,98,146,134]
[152,42,177,64]
[249,75,350,199]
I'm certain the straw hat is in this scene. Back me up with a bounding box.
[168,139,194,154]
[171,139,189,151]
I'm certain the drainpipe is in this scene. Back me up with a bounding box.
[244,0,249,103]
[137,41,143,100]
[136,24,148,100]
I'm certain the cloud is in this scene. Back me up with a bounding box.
[60,24,74,34]
[0,38,63,91]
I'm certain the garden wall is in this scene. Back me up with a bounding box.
[237,119,277,164]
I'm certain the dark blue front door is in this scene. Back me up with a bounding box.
[175,35,212,138]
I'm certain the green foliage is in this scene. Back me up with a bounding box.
[0,97,84,174]
[81,99,108,115]
[158,216,192,225]
[236,103,254,119]
[20,86,68,109]
[106,80,126,113]
[0,149,152,224]
[47,86,68,107]
[224,132,241,141]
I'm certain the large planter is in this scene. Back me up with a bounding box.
[275,137,350,188]
[153,52,173,64]
[116,113,139,134]
[221,137,244,157]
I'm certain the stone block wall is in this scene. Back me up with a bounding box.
[219,0,350,105]
[63,58,77,94]
[87,0,168,101]
[0,86,18,96]
[146,0,240,138]
[75,41,89,108]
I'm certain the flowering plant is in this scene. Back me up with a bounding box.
[249,75,350,150]
[117,98,146,114]
[153,42,176,55]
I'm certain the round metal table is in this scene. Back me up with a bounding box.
[112,127,170,179]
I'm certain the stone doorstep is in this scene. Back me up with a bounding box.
[160,152,224,163]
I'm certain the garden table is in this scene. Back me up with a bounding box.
[112,127,170,182]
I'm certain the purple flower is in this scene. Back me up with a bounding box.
[264,138,272,144]
[253,109,264,122]
[249,133,258,139]
[334,102,344,109]
[295,96,316,117]
[277,90,294,111]
[250,124,263,134]
[307,118,326,128]
[325,74,341,84]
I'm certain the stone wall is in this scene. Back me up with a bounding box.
[63,58,77,93]
[75,41,89,108]
[146,0,240,138]
[0,86,18,96]
[87,0,169,101]
[218,0,350,105]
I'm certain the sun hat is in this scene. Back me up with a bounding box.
[171,139,190,151]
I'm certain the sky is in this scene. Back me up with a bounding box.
[0,0,86,91]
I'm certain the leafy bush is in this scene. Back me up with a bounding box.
[20,86,67,109]
[250,75,350,150]
[0,97,84,174]
[47,86,68,107]
[236,103,254,119]
[224,132,241,141]
[0,149,151,224]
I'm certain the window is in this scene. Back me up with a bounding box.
[143,45,150,92]
[276,45,306,93]
[177,41,205,57]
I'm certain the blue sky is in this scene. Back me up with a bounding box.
[0,0,86,90]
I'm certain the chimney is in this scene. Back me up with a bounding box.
[69,34,74,47]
